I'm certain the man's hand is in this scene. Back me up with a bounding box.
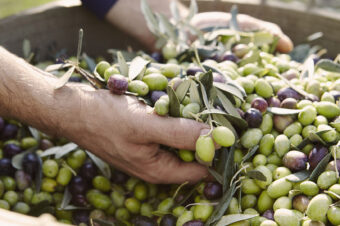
[191,12,294,53]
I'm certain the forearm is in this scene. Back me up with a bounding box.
[105,0,188,49]
[0,47,81,137]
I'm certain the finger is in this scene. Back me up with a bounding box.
[276,33,294,53]
[146,149,209,184]
[144,115,209,150]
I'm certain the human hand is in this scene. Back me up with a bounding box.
[191,12,293,53]
[61,85,209,184]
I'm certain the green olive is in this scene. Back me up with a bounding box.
[273,196,292,211]
[298,106,317,126]
[115,207,130,221]
[160,64,181,78]
[274,209,299,226]
[315,101,340,119]
[317,171,337,189]
[104,66,120,81]
[142,73,168,91]
[124,197,141,214]
[299,181,319,196]
[212,126,235,147]
[154,99,169,116]
[241,178,261,195]
[327,206,340,225]
[306,194,332,221]
[86,189,112,210]
[128,80,149,96]
[93,176,111,192]
[42,159,59,178]
[267,178,292,198]
[96,61,111,77]
[241,128,263,149]
[41,178,57,193]
[227,197,240,214]
[182,103,200,119]
[176,210,193,226]
[3,191,18,206]
[178,149,195,162]
[195,136,215,165]
[66,149,86,170]
[56,167,72,186]
[259,134,275,158]
[257,191,274,213]
[193,200,213,222]
[12,202,30,214]
[20,137,38,149]
[260,113,273,135]
[255,79,273,98]
[274,134,290,157]
[134,183,148,201]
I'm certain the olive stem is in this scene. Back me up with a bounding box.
[332,149,339,179]
[230,165,249,186]
[325,190,340,200]
[172,181,188,200]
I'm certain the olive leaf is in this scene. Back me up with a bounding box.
[82,53,97,72]
[128,56,149,81]
[199,70,213,99]
[175,79,191,103]
[62,205,89,210]
[177,180,203,206]
[253,32,274,46]
[208,168,223,184]
[213,82,244,101]
[198,81,210,109]
[225,114,248,131]
[28,126,41,142]
[307,32,323,42]
[267,107,302,115]
[186,0,198,22]
[239,50,260,67]
[140,0,160,35]
[275,73,311,98]
[28,200,54,217]
[22,39,31,59]
[86,151,111,179]
[167,86,181,117]
[285,170,310,183]
[200,109,226,116]
[316,59,340,73]
[269,36,280,54]
[12,146,38,170]
[35,155,43,193]
[247,170,267,181]
[301,56,315,80]
[216,89,240,118]
[216,214,258,226]
[117,51,129,77]
[309,153,331,182]
[308,129,332,145]
[45,63,72,72]
[170,0,180,22]
[242,145,259,163]
[205,183,237,225]
[223,146,235,192]
[229,5,239,31]
[60,187,72,210]
[55,143,79,159]
[156,13,177,41]
[54,66,76,89]
[91,218,115,226]
[296,137,311,150]
[212,114,238,139]
[190,80,202,105]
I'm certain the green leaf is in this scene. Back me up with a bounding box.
[269,36,280,54]
[223,146,235,192]
[230,5,239,31]
[128,56,149,81]
[60,187,72,210]
[22,39,31,59]
[140,0,160,35]
[316,59,340,73]
[308,129,332,145]
[167,86,181,117]
[76,29,84,64]
[200,109,226,116]
[82,53,96,72]
[216,214,258,226]
[55,143,78,159]
[62,205,90,211]
[91,218,115,226]
[213,82,244,100]
[247,170,267,181]
[86,151,111,179]
[242,145,259,163]
[208,168,223,184]
[190,80,201,105]
[285,170,311,183]
[170,0,180,22]
[309,153,332,182]
[45,63,72,72]
[35,155,43,193]
[205,183,237,225]
[301,56,315,80]
[238,50,260,66]
[54,66,76,89]
[253,32,274,46]
[216,89,240,118]
[28,126,40,142]
[186,0,198,22]
[117,51,129,76]
[198,81,210,109]
[176,79,191,103]
[157,13,177,40]
[12,146,38,170]
[307,32,323,42]
[267,107,302,115]
[28,200,54,217]
[225,114,248,131]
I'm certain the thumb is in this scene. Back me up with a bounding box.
[276,33,294,53]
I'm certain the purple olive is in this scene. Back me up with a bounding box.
[69,176,88,195]
[0,117,5,132]
[204,182,223,200]
[71,194,89,207]
[107,74,128,95]
[72,210,89,225]
[221,52,239,63]
[0,158,15,176]
[160,214,177,226]
[292,195,309,213]
[266,97,281,108]
[262,210,274,220]
[244,108,263,128]
[251,97,268,113]
[212,73,226,83]
[3,143,22,158]
[15,170,31,191]
[69,76,82,83]
[186,66,204,76]
[277,87,303,101]
[151,52,163,63]
[22,153,39,176]
[183,220,204,226]
[281,69,298,80]
[280,98,297,109]
[283,151,307,172]
[151,91,167,104]
[132,216,157,226]
[79,160,97,182]
[273,115,294,132]
[1,124,18,140]
[111,169,129,184]
[308,145,328,170]
[40,139,54,150]
[329,90,340,101]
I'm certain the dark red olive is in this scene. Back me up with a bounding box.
[244,108,263,128]
[221,52,239,63]
[292,195,309,213]
[132,216,157,226]
[151,91,167,104]
[69,176,88,195]
[107,74,129,95]
[280,98,297,109]
[71,194,88,207]
[283,151,307,172]
[72,210,89,225]
[277,87,303,101]
[266,97,281,108]
[183,220,204,226]
[204,182,223,200]
[3,143,22,158]
[151,52,163,63]
[251,97,268,113]
[0,158,15,176]
[308,145,328,170]
[111,169,129,184]
[160,214,177,226]
[186,66,204,76]
[1,124,18,140]
[213,73,226,83]
[22,152,39,176]
[262,210,274,220]
[80,160,97,182]
[281,69,298,80]
[40,139,54,150]
[0,117,5,132]
[273,115,294,132]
